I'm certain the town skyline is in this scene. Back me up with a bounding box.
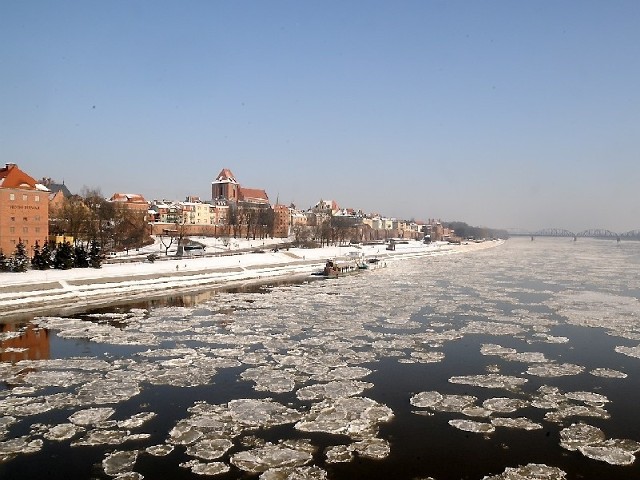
[2,2,639,232]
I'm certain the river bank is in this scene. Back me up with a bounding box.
[0,239,503,321]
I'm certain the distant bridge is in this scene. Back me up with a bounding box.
[507,228,640,240]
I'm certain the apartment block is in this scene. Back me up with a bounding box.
[0,163,49,256]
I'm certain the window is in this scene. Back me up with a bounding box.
[9,193,15,201]
[10,216,15,221]
[35,215,40,221]
[35,195,40,202]
[23,217,28,222]
[9,227,15,233]
[35,227,40,233]
[23,227,29,234]
[22,194,27,201]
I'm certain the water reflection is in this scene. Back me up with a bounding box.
[0,324,49,363]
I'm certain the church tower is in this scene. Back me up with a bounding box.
[211,168,239,202]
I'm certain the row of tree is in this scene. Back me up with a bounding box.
[442,221,509,240]
[291,217,372,247]
[0,240,103,273]
[51,188,150,252]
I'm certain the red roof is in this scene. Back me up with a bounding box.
[0,163,38,189]
[214,168,238,183]
[239,187,269,204]
[110,193,147,203]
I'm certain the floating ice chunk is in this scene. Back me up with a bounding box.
[77,378,140,404]
[531,333,569,344]
[296,380,373,401]
[480,344,550,363]
[481,463,566,479]
[508,352,549,363]
[295,397,393,437]
[113,472,143,480]
[564,391,609,406]
[228,399,303,428]
[43,423,84,441]
[590,368,627,379]
[406,351,445,363]
[351,438,390,459]
[0,436,43,455]
[0,396,52,417]
[69,407,115,426]
[324,444,353,463]
[22,369,95,389]
[311,366,372,382]
[125,433,150,442]
[185,438,234,460]
[0,416,17,435]
[180,459,230,475]
[449,419,495,434]
[490,417,542,431]
[434,394,478,413]
[544,404,610,423]
[480,344,517,356]
[449,374,528,390]
[230,442,313,473]
[578,441,638,466]
[410,391,443,409]
[525,363,584,377]
[482,397,528,413]
[168,424,204,445]
[614,345,640,359]
[117,412,157,429]
[462,406,493,418]
[259,465,327,480]
[462,321,525,336]
[102,450,138,477]
[241,366,296,393]
[72,429,131,446]
[145,444,174,456]
[559,423,606,451]
[559,423,640,464]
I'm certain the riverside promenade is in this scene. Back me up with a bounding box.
[0,240,502,321]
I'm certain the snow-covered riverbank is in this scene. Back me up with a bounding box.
[0,239,503,320]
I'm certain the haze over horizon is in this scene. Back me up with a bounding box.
[2,1,639,233]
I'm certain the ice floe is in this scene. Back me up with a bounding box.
[69,407,115,426]
[180,459,231,475]
[559,422,640,465]
[490,417,542,431]
[102,449,138,477]
[410,392,476,413]
[230,442,314,473]
[295,396,393,438]
[449,374,528,390]
[449,419,495,434]
[589,367,627,378]
[482,463,566,479]
[482,397,528,413]
[525,363,584,377]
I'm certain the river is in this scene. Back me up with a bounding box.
[1,237,640,479]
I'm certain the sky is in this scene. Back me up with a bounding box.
[1,1,639,233]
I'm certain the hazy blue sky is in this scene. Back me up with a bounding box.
[2,1,639,232]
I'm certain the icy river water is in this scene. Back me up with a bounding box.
[2,237,640,480]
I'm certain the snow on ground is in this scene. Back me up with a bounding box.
[0,238,502,319]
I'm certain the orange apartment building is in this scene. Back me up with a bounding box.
[0,163,49,256]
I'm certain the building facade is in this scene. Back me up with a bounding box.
[0,163,49,256]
